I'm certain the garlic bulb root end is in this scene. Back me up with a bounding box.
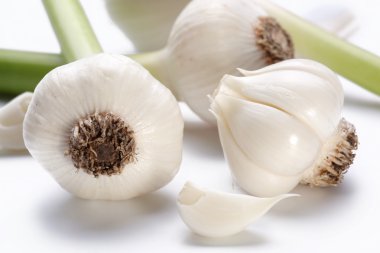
[301,118,358,187]
[66,112,136,178]
[255,17,294,64]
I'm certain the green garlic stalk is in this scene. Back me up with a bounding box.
[0,50,63,94]
[42,0,103,61]
[0,0,379,101]
[258,0,380,96]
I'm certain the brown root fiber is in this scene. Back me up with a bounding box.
[255,17,294,64]
[301,119,358,187]
[66,112,136,177]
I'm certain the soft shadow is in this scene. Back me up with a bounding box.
[344,95,380,112]
[0,149,30,157]
[270,178,355,218]
[39,192,175,241]
[184,230,267,247]
[184,120,223,159]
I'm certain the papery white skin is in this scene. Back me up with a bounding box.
[162,0,273,123]
[23,54,183,200]
[211,59,348,197]
[105,0,190,51]
[177,181,296,238]
[0,92,32,150]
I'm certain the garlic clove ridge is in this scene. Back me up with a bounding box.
[177,181,296,238]
[227,61,343,140]
[211,104,303,197]
[212,93,321,177]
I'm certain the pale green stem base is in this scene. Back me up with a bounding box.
[43,0,103,62]
[1,1,380,96]
[259,0,380,95]
[129,49,179,99]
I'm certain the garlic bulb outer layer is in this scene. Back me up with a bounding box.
[0,92,32,150]
[106,0,190,51]
[163,0,293,123]
[211,59,358,197]
[24,54,184,200]
[177,181,296,238]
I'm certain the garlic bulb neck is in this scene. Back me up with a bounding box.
[67,112,136,178]
[255,17,294,64]
[130,50,179,99]
[301,118,358,186]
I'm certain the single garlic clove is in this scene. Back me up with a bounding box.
[211,94,320,196]
[177,182,296,238]
[23,54,184,200]
[211,59,358,197]
[0,92,32,150]
[164,0,294,123]
[213,94,321,177]
[105,0,190,51]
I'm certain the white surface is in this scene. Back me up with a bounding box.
[0,0,379,252]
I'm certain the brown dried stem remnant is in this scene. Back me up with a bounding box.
[255,17,294,64]
[301,119,358,187]
[66,112,136,177]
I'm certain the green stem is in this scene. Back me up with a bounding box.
[2,1,380,96]
[42,0,102,62]
[0,50,63,95]
[260,0,380,95]
[0,0,102,95]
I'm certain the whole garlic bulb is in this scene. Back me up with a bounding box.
[210,59,358,197]
[23,54,184,200]
[162,0,294,122]
[105,0,190,51]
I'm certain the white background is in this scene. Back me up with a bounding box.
[0,0,379,252]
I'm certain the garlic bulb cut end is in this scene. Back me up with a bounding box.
[177,181,298,238]
[301,118,358,187]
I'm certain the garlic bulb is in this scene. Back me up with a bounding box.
[210,59,358,197]
[177,181,295,238]
[23,54,183,200]
[105,0,190,51]
[0,92,32,150]
[142,0,294,123]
